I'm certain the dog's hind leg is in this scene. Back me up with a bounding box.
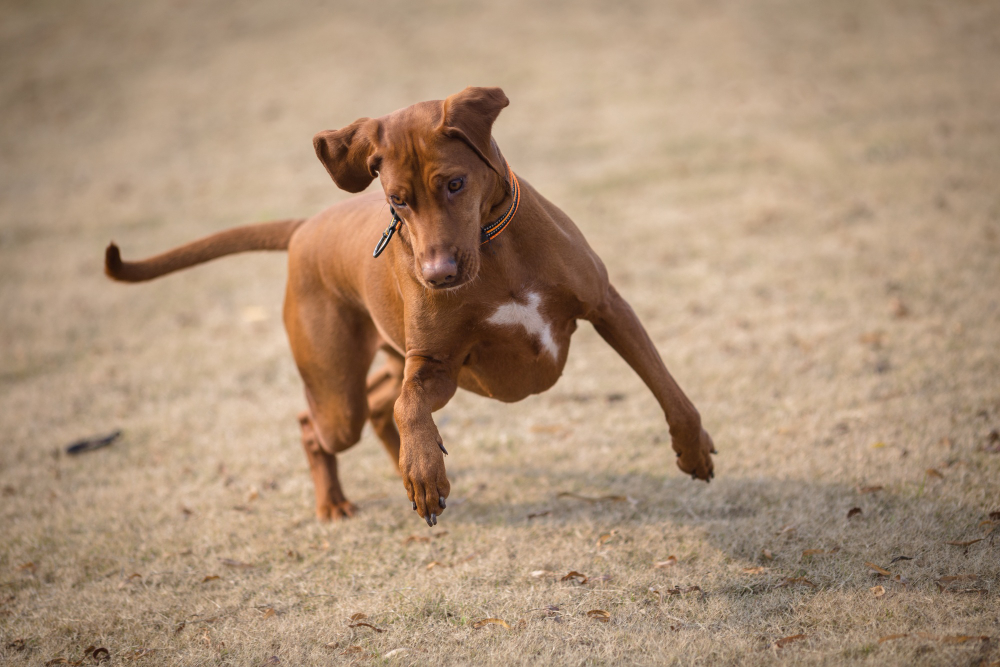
[285,289,379,520]
[367,347,404,470]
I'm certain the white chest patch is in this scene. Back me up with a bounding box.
[486,291,560,360]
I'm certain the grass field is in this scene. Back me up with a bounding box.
[1,1,998,664]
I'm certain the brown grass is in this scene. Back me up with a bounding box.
[2,1,999,665]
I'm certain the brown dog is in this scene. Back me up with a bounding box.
[105,87,715,526]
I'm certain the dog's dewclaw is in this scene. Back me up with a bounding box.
[440,496,446,509]
[439,442,449,456]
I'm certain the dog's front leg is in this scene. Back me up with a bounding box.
[394,353,457,526]
[588,285,715,481]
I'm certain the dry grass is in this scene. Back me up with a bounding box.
[2,0,999,665]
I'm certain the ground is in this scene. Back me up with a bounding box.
[1,1,999,665]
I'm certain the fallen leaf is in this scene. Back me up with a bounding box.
[586,609,610,623]
[348,622,384,633]
[383,648,410,658]
[888,555,912,564]
[761,549,774,560]
[872,441,887,449]
[772,634,806,649]
[596,531,617,546]
[878,634,909,644]
[323,642,339,650]
[979,520,996,534]
[219,558,253,569]
[403,535,430,545]
[865,562,891,576]
[591,574,613,583]
[925,468,944,479]
[945,539,983,547]
[425,561,444,570]
[526,510,551,520]
[561,571,589,585]
[916,632,990,643]
[990,511,1000,521]
[893,574,910,586]
[654,556,677,569]
[17,562,36,573]
[847,507,863,519]
[472,618,510,629]
[261,608,276,619]
[777,524,797,536]
[349,613,368,621]
[662,585,703,596]
[857,485,883,494]
[802,549,826,557]
[65,430,121,455]
[201,575,220,583]
[742,566,767,574]
[871,585,886,598]
[778,577,816,589]
[246,487,260,502]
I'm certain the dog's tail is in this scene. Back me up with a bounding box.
[105,218,306,282]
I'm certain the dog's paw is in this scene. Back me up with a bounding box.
[399,435,451,526]
[316,499,357,521]
[675,428,715,482]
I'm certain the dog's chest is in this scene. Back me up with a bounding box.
[458,290,575,401]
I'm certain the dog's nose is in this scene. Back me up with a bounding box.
[421,256,458,287]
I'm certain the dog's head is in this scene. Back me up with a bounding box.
[313,86,511,290]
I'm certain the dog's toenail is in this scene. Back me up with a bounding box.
[412,501,417,510]
[439,496,446,509]
[431,513,437,525]
[439,442,449,456]
[425,515,433,527]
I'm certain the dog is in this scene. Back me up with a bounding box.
[105,86,715,527]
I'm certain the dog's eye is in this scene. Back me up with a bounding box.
[389,194,406,207]
[447,178,464,193]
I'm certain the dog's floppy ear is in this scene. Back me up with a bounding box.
[313,118,382,193]
[439,86,509,176]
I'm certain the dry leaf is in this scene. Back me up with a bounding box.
[596,531,617,546]
[526,510,551,520]
[847,507,863,519]
[654,556,678,569]
[778,577,816,589]
[761,549,774,560]
[777,524,797,536]
[990,511,1000,521]
[865,562,891,576]
[586,609,610,623]
[772,634,806,649]
[888,555,912,564]
[925,468,944,479]
[348,622,384,633]
[219,558,253,569]
[349,613,367,621]
[403,535,430,545]
[425,561,444,570]
[201,575,220,583]
[945,539,983,547]
[472,618,510,629]
[878,634,909,644]
[383,648,410,658]
[802,549,826,557]
[261,608,276,619]
[870,585,886,598]
[530,570,556,578]
[17,562,36,573]
[591,574,613,583]
[857,485,883,494]
[742,566,767,574]
[561,570,589,585]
